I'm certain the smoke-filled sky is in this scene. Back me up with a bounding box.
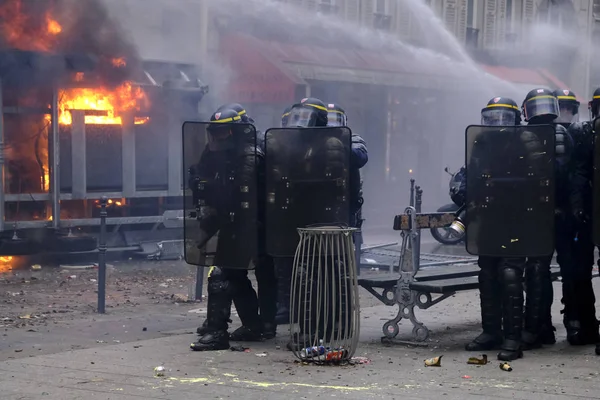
[0,0,590,223]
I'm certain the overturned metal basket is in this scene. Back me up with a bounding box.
[289,226,360,363]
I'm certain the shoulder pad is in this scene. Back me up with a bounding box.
[555,124,568,134]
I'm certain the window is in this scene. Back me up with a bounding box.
[375,0,389,15]
[506,0,512,31]
[595,0,600,20]
[319,0,338,14]
[467,0,474,27]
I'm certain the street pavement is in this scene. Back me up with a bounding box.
[2,233,600,399]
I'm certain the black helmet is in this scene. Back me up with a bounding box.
[206,108,242,151]
[326,103,348,127]
[216,103,254,124]
[481,97,521,126]
[522,88,559,123]
[552,89,579,124]
[286,97,328,128]
[589,87,600,119]
[281,106,292,128]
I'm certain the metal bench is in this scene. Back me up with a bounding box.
[358,180,563,345]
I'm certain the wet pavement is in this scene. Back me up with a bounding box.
[1,232,599,399]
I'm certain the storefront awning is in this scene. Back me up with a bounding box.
[221,34,572,103]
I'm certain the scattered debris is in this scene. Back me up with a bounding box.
[14,349,23,352]
[18,315,31,320]
[230,345,249,352]
[462,375,471,379]
[142,327,147,332]
[96,340,106,344]
[255,352,268,357]
[500,362,512,372]
[31,265,42,271]
[154,366,166,377]
[350,357,371,365]
[172,294,188,303]
[424,356,442,367]
[467,355,488,365]
[68,275,77,280]
[90,279,97,283]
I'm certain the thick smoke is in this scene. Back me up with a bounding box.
[0,0,140,86]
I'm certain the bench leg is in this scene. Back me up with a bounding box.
[381,288,430,343]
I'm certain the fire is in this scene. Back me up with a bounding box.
[112,57,126,68]
[0,256,13,274]
[0,1,63,52]
[46,16,61,35]
[57,82,149,125]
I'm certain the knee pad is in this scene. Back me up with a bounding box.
[500,267,521,285]
[207,267,230,294]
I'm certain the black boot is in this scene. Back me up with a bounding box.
[275,258,293,325]
[190,267,232,352]
[197,316,233,335]
[231,273,262,341]
[255,255,277,338]
[197,319,210,335]
[497,261,524,361]
[230,325,263,342]
[567,279,599,345]
[190,331,229,351]
[466,259,502,351]
[262,322,277,340]
[522,258,551,350]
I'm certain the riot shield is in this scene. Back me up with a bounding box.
[465,124,556,257]
[182,121,260,268]
[593,118,600,246]
[265,126,352,257]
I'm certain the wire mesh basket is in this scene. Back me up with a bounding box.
[289,226,360,363]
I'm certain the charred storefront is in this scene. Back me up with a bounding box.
[0,0,207,255]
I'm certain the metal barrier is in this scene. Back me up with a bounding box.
[289,226,360,362]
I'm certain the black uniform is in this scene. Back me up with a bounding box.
[274,103,368,326]
[567,87,600,349]
[195,104,279,341]
[189,109,263,351]
[461,97,527,361]
[521,89,573,350]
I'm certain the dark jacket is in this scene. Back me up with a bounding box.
[350,134,368,227]
[567,121,594,215]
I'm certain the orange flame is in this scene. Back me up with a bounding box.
[0,1,63,52]
[0,256,13,274]
[57,82,150,125]
[112,57,126,68]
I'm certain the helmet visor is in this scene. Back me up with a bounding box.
[481,108,515,126]
[556,105,578,123]
[327,111,347,127]
[288,106,317,127]
[524,96,559,121]
[207,125,233,151]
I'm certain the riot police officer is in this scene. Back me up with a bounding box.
[461,97,528,361]
[281,106,292,129]
[553,89,580,128]
[521,88,573,349]
[195,103,278,341]
[274,104,301,326]
[567,88,599,349]
[189,108,264,351]
[263,97,350,350]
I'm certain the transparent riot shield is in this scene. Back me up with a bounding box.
[182,121,260,268]
[594,118,600,246]
[265,126,352,257]
[465,124,556,257]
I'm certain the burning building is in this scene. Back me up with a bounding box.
[0,0,207,255]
